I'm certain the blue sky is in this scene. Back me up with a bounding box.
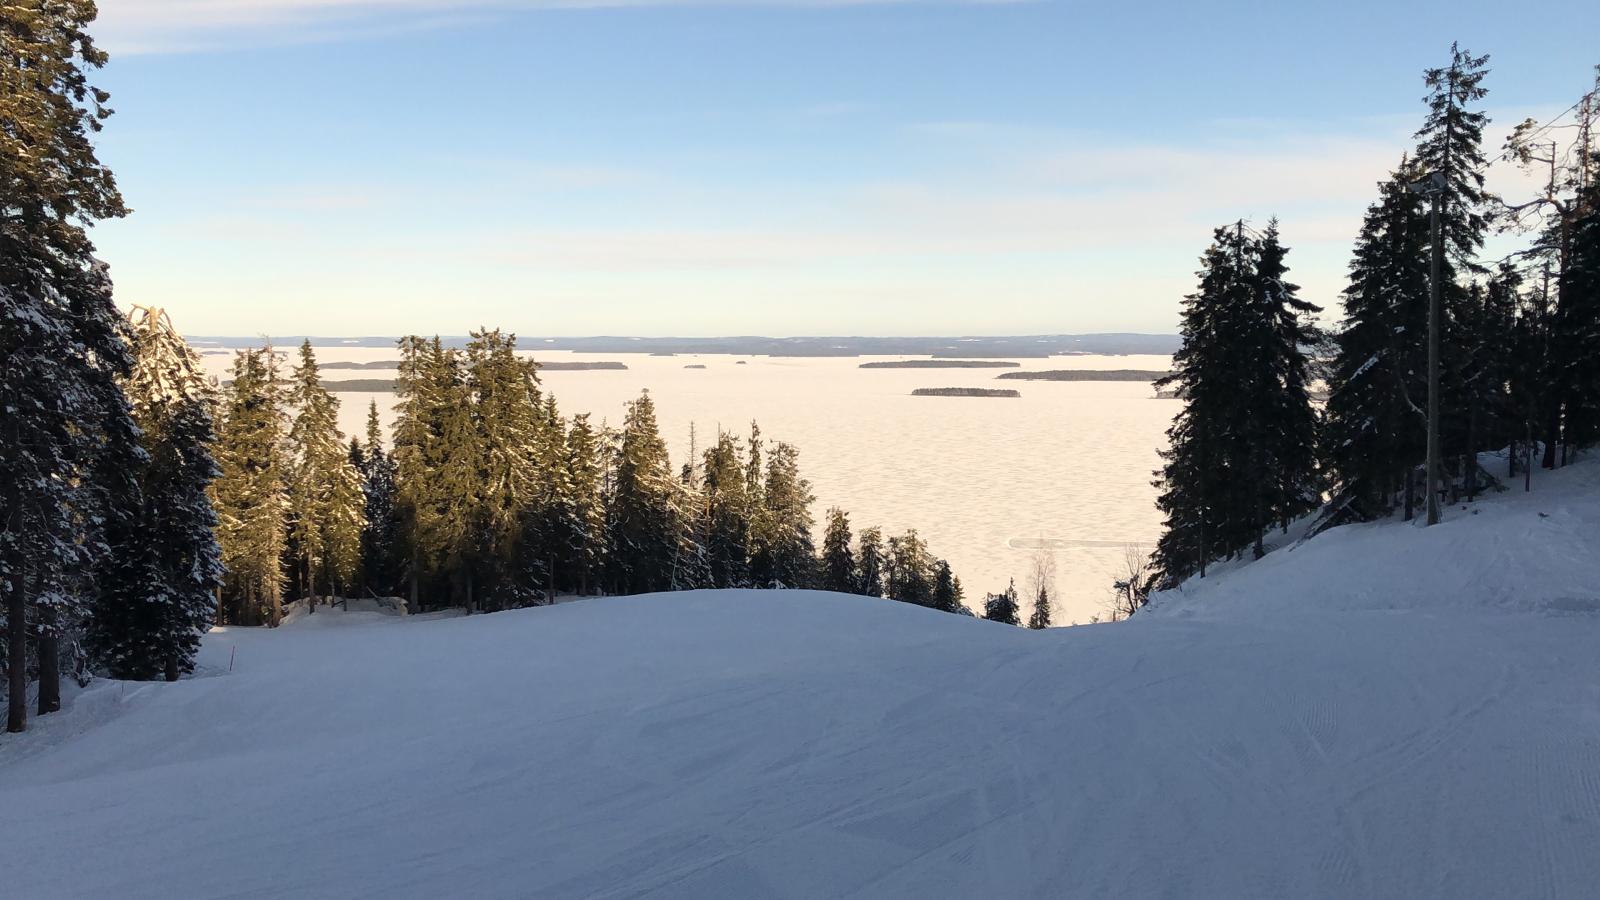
[88,0,1598,336]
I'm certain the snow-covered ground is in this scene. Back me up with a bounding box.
[3,460,1599,898]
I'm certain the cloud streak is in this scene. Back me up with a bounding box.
[96,0,1002,53]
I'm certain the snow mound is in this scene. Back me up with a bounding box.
[1151,454,1600,618]
[4,464,1600,898]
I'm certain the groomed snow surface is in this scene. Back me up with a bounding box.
[4,460,1600,899]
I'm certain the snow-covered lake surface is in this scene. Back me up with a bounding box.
[4,457,1599,898]
[198,347,1177,621]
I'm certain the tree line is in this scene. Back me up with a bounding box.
[212,332,973,624]
[1145,48,1600,600]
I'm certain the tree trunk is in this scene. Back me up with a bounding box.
[1403,466,1416,522]
[164,656,179,683]
[36,606,59,717]
[6,560,27,734]
[408,547,419,614]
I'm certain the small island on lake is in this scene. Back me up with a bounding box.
[995,369,1168,381]
[911,387,1021,398]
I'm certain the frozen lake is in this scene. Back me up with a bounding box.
[198,346,1175,623]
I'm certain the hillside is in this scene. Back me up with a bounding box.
[2,461,1599,898]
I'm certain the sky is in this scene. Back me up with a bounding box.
[86,0,1598,337]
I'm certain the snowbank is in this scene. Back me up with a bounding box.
[3,462,1600,898]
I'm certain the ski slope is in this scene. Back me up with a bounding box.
[3,461,1600,898]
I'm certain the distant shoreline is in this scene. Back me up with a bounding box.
[187,333,1182,357]
[860,360,1022,369]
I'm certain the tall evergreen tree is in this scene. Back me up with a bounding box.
[564,414,606,595]
[213,347,289,627]
[701,432,753,588]
[89,307,222,681]
[1323,166,1432,521]
[285,341,364,607]
[931,560,964,614]
[751,442,815,589]
[1152,227,1253,584]
[358,400,402,598]
[886,530,935,606]
[820,508,856,594]
[1253,222,1325,536]
[605,392,683,594]
[1027,583,1052,630]
[1,0,135,733]
[855,526,886,598]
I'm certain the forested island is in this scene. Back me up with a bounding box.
[860,360,1022,369]
[995,369,1169,381]
[911,388,1022,398]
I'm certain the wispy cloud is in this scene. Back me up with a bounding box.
[96,0,1004,53]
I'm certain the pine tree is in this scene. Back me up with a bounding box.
[89,307,222,681]
[983,580,1021,626]
[751,442,815,588]
[820,508,856,593]
[213,347,290,627]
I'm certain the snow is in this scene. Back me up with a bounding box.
[4,460,1600,898]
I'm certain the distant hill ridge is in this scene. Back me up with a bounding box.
[187,333,1181,357]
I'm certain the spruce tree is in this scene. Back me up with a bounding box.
[1253,221,1324,535]
[392,335,448,609]
[701,432,753,588]
[855,527,886,598]
[213,347,290,627]
[820,508,856,593]
[358,401,402,598]
[461,330,542,609]
[751,442,815,589]
[286,341,364,607]
[983,580,1021,626]
[885,530,934,606]
[605,391,682,594]
[931,560,964,614]
[1152,227,1253,584]
[1323,166,1432,521]
[90,307,222,681]
[1027,584,1052,630]
[564,414,606,595]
